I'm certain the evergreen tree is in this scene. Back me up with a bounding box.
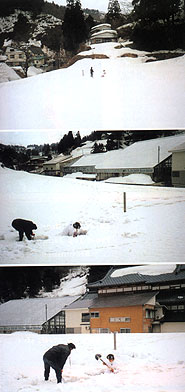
[132,0,181,24]
[63,0,87,53]
[91,142,105,154]
[106,0,122,26]
[132,0,183,49]
[58,131,75,154]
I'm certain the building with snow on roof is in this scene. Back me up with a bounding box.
[43,154,82,177]
[63,133,185,186]
[170,142,185,187]
[87,264,185,333]
[90,23,118,44]
[0,296,79,334]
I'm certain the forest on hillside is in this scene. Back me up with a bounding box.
[0,266,112,302]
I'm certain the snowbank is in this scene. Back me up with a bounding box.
[105,174,154,185]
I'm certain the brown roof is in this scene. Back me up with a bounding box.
[89,292,157,309]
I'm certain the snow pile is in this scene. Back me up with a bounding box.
[0,42,184,130]
[1,165,185,264]
[105,174,154,184]
[0,62,20,83]
[27,66,44,77]
[0,332,185,392]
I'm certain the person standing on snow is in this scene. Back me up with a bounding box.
[43,343,76,383]
[90,66,94,77]
[62,222,87,237]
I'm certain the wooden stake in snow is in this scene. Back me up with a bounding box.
[114,332,117,350]
[123,192,126,212]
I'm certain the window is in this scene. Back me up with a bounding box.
[10,55,15,58]
[110,317,131,323]
[172,171,180,177]
[90,312,99,318]
[81,313,90,322]
[120,328,131,333]
[100,328,109,333]
[146,309,154,319]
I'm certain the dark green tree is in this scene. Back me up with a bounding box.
[58,131,75,154]
[91,142,105,154]
[106,0,122,27]
[63,0,88,53]
[132,0,181,24]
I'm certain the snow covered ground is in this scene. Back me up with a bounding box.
[1,165,185,264]
[0,42,184,130]
[0,331,185,392]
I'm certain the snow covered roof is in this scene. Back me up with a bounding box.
[0,63,20,83]
[91,30,118,39]
[65,293,98,310]
[89,292,158,308]
[91,24,111,32]
[43,154,72,165]
[169,142,185,152]
[88,265,185,289]
[70,134,185,170]
[0,296,79,326]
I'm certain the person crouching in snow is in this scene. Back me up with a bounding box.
[106,354,116,372]
[43,343,76,383]
[62,222,87,237]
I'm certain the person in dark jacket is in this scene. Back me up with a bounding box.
[12,218,37,241]
[43,343,76,383]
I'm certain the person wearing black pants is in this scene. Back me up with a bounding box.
[43,343,76,383]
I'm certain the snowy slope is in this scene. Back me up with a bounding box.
[1,165,185,264]
[0,43,184,130]
[0,332,185,392]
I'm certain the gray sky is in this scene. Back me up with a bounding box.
[47,0,109,12]
[46,0,133,13]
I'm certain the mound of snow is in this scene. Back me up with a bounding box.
[27,66,43,77]
[0,63,20,83]
[105,174,154,185]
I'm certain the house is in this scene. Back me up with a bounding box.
[86,264,185,333]
[29,45,46,68]
[42,154,82,177]
[5,46,26,67]
[89,292,157,333]
[65,292,98,334]
[63,133,185,185]
[90,23,118,44]
[0,296,79,334]
[169,142,185,187]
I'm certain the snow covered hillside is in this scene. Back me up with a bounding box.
[0,42,184,130]
[0,332,185,392]
[1,165,185,264]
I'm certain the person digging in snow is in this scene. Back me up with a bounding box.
[11,218,37,241]
[43,343,76,383]
[62,222,87,237]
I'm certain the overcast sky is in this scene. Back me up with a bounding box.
[46,0,133,13]
[47,0,108,12]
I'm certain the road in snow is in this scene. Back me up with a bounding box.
[0,332,185,392]
[0,43,184,131]
[1,166,185,264]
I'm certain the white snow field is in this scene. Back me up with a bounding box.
[0,42,184,131]
[1,165,185,264]
[0,332,185,392]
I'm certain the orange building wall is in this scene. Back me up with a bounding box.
[90,305,154,333]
